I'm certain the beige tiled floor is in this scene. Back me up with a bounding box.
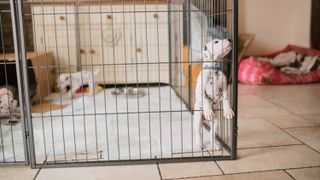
[0,84,319,180]
[36,164,160,180]
[238,118,301,148]
[286,167,320,180]
[285,127,320,152]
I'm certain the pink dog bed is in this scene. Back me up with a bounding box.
[238,45,320,85]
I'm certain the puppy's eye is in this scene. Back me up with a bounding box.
[214,40,219,44]
[65,76,69,81]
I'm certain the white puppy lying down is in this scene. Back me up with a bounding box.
[194,39,234,150]
[58,70,99,98]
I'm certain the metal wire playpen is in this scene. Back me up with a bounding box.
[0,0,238,168]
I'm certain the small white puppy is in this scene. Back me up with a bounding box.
[58,70,100,97]
[194,39,234,150]
[0,87,18,114]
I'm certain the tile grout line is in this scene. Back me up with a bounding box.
[255,93,319,126]
[281,128,320,154]
[262,115,320,154]
[207,149,225,175]
[33,168,42,180]
[280,125,320,130]
[165,166,320,180]
[214,160,225,175]
[283,169,296,180]
[156,163,164,180]
[255,96,320,154]
[238,143,303,150]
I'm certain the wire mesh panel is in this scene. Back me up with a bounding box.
[14,0,237,168]
[0,1,29,165]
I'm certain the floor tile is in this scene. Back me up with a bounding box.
[286,167,320,180]
[263,114,317,129]
[238,95,274,108]
[301,114,320,125]
[238,84,258,95]
[159,161,222,179]
[285,127,320,152]
[268,97,320,115]
[238,118,300,148]
[36,164,160,180]
[0,166,38,180]
[188,170,292,180]
[217,145,320,174]
[238,106,291,119]
[252,84,320,101]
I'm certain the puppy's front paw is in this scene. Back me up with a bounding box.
[203,102,214,120]
[196,144,203,151]
[223,107,234,120]
[213,144,222,151]
[203,108,214,120]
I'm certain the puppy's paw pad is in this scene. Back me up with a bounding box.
[224,108,234,119]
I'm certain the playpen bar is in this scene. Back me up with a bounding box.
[25,10,231,16]
[231,0,238,160]
[74,0,90,162]
[26,0,47,162]
[11,0,35,167]
[54,0,81,162]
[29,0,49,163]
[120,0,132,160]
[97,0,111,161]
[132,0,142,159]
[52,0,69,162]
[30,110,217,119]
[108,0,121,160]
[0,12,7,162]
[222,0,225,156]
[142,0,153,159]
[40,0,59,162]
[167,0,173,158]
[0,119,5,162]
[99,0,110,160]
[154,0,164,159]
[22,59,234,69]
[86,0,100,161]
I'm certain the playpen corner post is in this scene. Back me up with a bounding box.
[187,0,192,110]
[17,0,37,168]
[10,0,37,168]
[9,0,29,166]
[231,0,238,160]
[167,0,173,87]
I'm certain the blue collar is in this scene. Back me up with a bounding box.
[203,65,222,71]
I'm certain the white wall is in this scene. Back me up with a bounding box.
[239,0,311,55]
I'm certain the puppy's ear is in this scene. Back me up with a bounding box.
[204,45,207,51]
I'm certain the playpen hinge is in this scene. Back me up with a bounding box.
[25,131,30,137]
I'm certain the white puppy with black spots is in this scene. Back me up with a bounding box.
[0,87,18,114]
[58,70,99,98]
[194,39,234,150]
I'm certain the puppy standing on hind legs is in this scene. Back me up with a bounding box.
[194,39,234,151]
